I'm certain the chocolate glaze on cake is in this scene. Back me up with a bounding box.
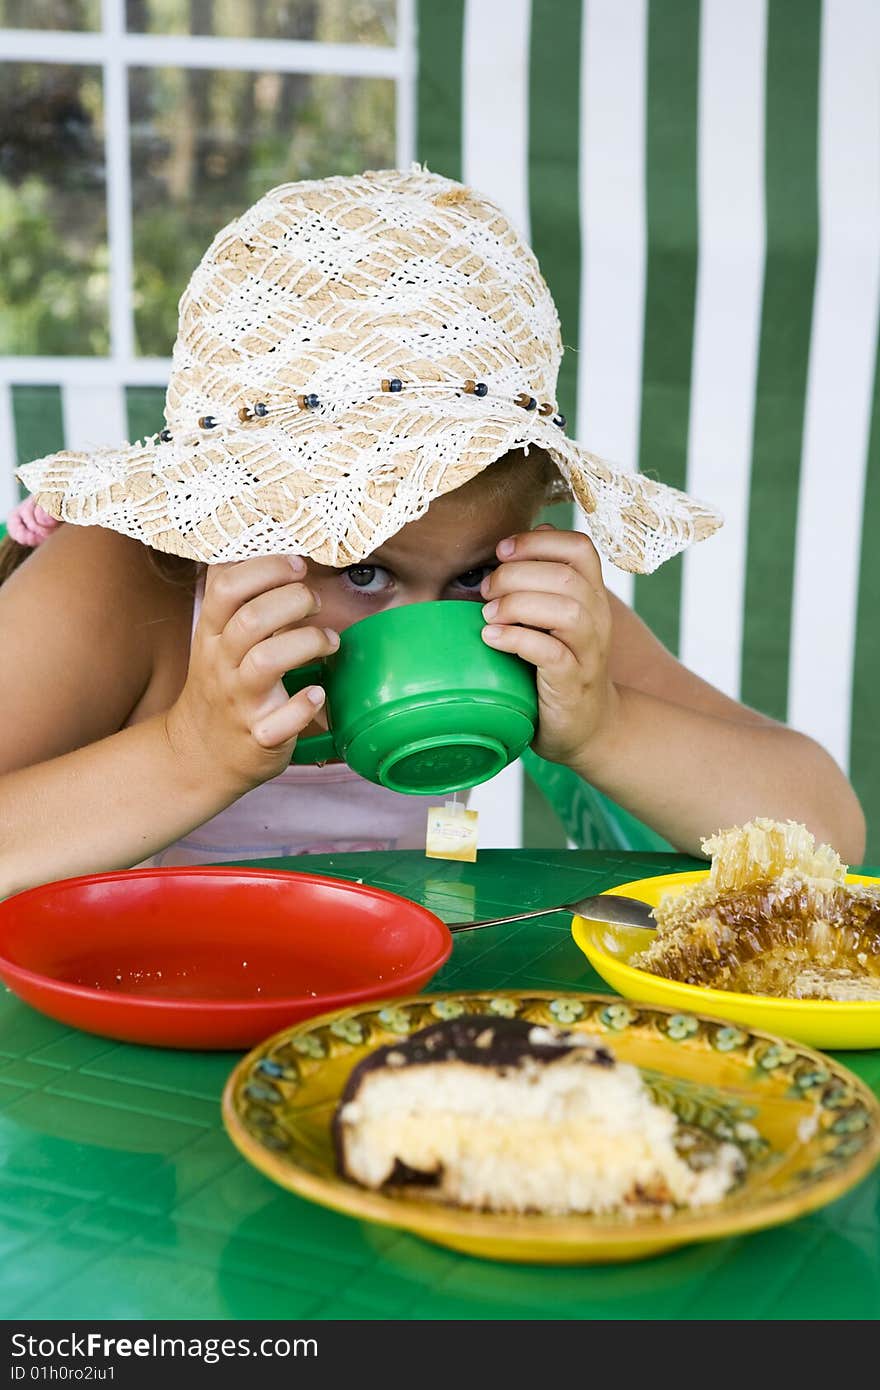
[339,1015,612,1096]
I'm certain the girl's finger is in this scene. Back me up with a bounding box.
[481,559,596,609]
[495,528,604,590]
[200,556,306,637]
[482,589,587,640]
[238,623,340,694]
[253,686,326,750]
[219,580,321,667]
[482,620,576,675]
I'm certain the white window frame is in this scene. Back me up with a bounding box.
[0,0,415,509]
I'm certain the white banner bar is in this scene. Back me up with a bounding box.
[61,383,128,451]
[0,359,171,385]
[576,0,648,608]
[0,29,405,77]
[680,0,767,697]
[462,0,532,241]
[0,383,19,519]
[788,0,880,766]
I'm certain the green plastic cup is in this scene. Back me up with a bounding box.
[282,600,538,796]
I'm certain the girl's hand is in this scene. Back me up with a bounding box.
[479,526,618,768]
[165,555,339,791]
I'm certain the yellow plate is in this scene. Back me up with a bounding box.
[221,988,880,1265]
[572,871,880,1050]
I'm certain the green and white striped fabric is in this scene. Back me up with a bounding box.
[417,0,880,860]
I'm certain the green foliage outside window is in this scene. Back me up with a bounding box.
[0,1,398,358]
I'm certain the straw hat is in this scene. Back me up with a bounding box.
[16,167,721,572]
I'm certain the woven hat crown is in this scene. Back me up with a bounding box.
[168,167,564,432]
[17,166,722,570]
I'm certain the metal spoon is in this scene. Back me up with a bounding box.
[447,892,657,934]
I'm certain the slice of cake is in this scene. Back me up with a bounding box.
[332,1014,745,1216]
[633,818,880,1000]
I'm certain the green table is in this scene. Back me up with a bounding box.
[1,848,879,1321]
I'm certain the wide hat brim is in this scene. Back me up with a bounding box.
[16,389,721,574]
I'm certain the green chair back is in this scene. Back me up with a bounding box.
[522,750,674,854]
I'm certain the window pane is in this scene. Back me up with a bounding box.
[126,0,397,45]
[0,1,100,28]
[0,62,108,355]
[130,64,395,354]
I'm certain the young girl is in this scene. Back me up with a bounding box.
[0,169,866,898]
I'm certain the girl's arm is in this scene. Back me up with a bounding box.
[0,713,249,901]
[0,525,218,897]
[579,598,866,862]
[0,526,338,898]
[480,528,866,862]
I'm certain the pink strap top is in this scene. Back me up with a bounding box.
[144,577,445,865]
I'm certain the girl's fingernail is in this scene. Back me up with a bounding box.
[482,600,498,620]
[324,628,340,648]
[497,538,515,558]
[482,625,502,643]
[306,686,326,706]
[288,555,306,574]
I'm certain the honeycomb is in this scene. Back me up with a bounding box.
[633,819,880,1001]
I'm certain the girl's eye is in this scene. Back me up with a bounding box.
[453,566,495,592]
[343,564,392,594]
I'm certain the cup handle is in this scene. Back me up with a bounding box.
[281,662,338,764]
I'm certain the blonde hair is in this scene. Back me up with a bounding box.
[442,446,562,517]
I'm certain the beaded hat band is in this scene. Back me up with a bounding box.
[17,167,722,572]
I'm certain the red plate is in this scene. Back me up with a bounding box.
[0,867,452,1050]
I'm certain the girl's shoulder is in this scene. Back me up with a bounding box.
[1,520,194,630]
[0,525,194,763]
[607,592,771,727]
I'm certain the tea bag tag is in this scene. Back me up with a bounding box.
[425,795,479,863]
